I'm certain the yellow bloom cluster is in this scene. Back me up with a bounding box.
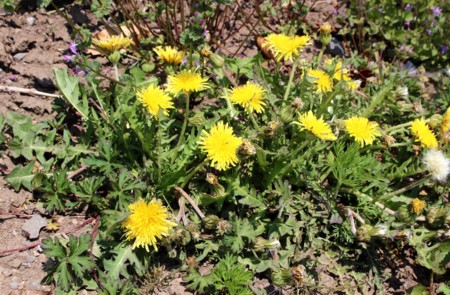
[198,122,243,171]
[410,198,426,214]
[411,117,438,149]
[166,70,208,96]
[122,199,176,251]
[441,107,450,135]
[94,35,132,52]
[307,69,333,94]
[294,111,336,141]
[344,117,381,147]
[263,33,311,62]
[229,82,266,113]
[136,84,174,119]
[154,46,185,65]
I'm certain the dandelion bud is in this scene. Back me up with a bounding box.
[108,50,121,65]
[202,215,220,230]
[410,198,426,214]
[396,205,415,222]
[280,105,295,123]
[141,62,155,73]
[393,86,409,100]
[318,22,332,46]
[427,114,442,128]
[173,228,191,246]
[426,206,447,228]
[201,47,212,57]
[209,53,225,68]
[185,223,200,241]
[272,268,293,287]
[383,134,396,147]
[239,139,256,156]
[291,97,304,110]
[216,219,230,235]
[206,173,218,185]
[254,237,281,252]
[188,112,205,126]
[423,149,450,182]
[356,224,388,242]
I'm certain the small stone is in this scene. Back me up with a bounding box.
[8,259,22,269]
[10,281,18,290]
[29,280,41,290]
[26,255,36,263]
[26,16,35,26]
[22,214,47,240]
[2,268,13,277]
[327,37,345,57]
[13,52,28,61]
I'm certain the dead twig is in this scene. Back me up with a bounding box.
[0,212,33,218]
[0,85,60,98]
[67,165,89,179]
[175,186,205,219]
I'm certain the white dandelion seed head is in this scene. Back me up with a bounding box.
[423,149,450,182]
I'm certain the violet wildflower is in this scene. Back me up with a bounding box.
[441,45,449,54]
[432,6,442,17]
[407,47,413,54]
[405,4,412,10]
[333,8,338,15]
[194,11,199,17]
[69,40,78,55]
[400,44,406,51]
[63,54,75,62]
[377,8,382,13]
[426,29,432,35]
[405,21,410,28]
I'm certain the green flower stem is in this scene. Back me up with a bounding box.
[113,64,119,81]
[317,91,335,116]
[180,159,208,189]
[283,57,300,101]
[379,177,430,203]
[384,121,412,134]
[249,113,259,130]
[171,92,190,163]
[316,47,326,67]
[361,80,395,118]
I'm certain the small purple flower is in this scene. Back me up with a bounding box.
[181,57,187,66]
[199,20,204,25]
[377,8,382,13]
[69,40,78,55]
[426,29,432,35]
[194,11,199,17]
[333,8,338,15]
[405,21,410,28]
[400,44,406,51]
[195,60,200,67]
[63,54,75,62]
[432,6,442,17]
[431,21,436,27]
[8,75,18,81]
[73,67,86,75]
[405,4,412,10]
[441,45,449,54]
[407,47,413,54]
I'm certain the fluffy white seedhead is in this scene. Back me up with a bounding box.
[423,149,450,182]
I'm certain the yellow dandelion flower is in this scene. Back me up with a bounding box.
[263,33,311,62]
[122,199,176,251]
[411,117,438,149]
[94,35,132,52]
[136,84,174,119]
[198,122,243,171]
[441,107,450,134]
[294,111,337,141]
[307,69,333,93]
[229,82,266,113]
[154,46,185,65]
[344,116,381,147]
[319,22,332,34]
[166,70,208,96]
[410,198,426,214]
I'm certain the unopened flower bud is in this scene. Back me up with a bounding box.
[209,53,225,68]
[254,237,281,252]
[426,206,447,227]
[206,173,218,185]
[393,86,409,100]
[280,105,295,124]
[203,215,220,230]
[291,97,304,110]
[188,112,205,126]
[239,139,256,156]
[272,268,293,287]
[356,224,388,242]
[318,23,332,46]
[201,47,212,57]
[397,205,415,222]
[108,50,121,65]
[185,223,200,241]
[427,114,442,128]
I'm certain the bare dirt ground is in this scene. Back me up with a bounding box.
[0,2,444,294]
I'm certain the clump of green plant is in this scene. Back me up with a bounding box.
[341,0,448,67]
[2,1,450,294]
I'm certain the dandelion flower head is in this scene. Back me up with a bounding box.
[229,82,266,113]
[441,107,450,134]
[136,84,174,119]
[166,70,208,96]
[307,69,333,93]
[319,23,332,34]
[94,35,132,52]
[263,33,311,62]
[423,149,450,182]
[344,116,381,147]
[411,117,438,149]
[122,199,176,251]
[410,198,426,214]
[198,122,243,171]
[294,111,337,141]
[154,46,185,65]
